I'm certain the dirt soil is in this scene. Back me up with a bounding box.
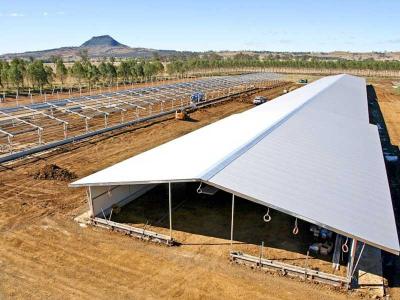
[0,84,373,299]
[112,183,347,276]
[369,79,400,146]
[32,164,77,181]
[368,79,400,300]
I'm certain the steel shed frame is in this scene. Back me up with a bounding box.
[71,74,399,257]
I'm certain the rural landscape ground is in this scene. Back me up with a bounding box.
[0,76,399,299]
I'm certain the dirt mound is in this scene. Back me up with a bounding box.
[32,164,77,181]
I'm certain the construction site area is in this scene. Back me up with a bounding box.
[0,73,282,161]
[0,73,399,300]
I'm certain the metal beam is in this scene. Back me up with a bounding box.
[0,110,43,130]
[115,98,145,110]
[0,128,14,137]
[169,182,172,239]
[92,94,128,112]
[347,239,358,286]
[66,99,110,116]
[46,102,91,120]
[21,105,69,125]
[230,194,235,247]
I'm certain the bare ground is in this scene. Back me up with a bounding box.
[0,83,388,299]
[368,79,400,300]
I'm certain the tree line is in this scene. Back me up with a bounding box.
[0,54,164,94]
[167,52,400,74]
[1,51,399,94]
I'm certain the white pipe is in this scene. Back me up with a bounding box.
[230,194,235,246]
[169,182,172,239]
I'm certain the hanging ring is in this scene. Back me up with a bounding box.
[292,218,299,235]
[196,182,203,194]
[342,237,349,253]
[107,188,112,198]
[263,208,271,222]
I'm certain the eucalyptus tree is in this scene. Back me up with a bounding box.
[127,59,138,82]
[55,57,68,91]
[26,60,49,93]
[117,61,131,83]
[45,65,54,87]
[98,61,117,86]
[70,61,85,89]
[8,58,26,93]
[0,60,9,87]
[84,62,100,89]
[105,62,117,85]
[134,61,144,78]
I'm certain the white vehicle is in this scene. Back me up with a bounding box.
[253,96,267,105]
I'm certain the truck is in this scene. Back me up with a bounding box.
[191,92,205,104]
[298,79,308,84]
[253,96,267,105]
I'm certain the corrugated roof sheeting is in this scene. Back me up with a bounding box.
[71,74,399,254]
[71,74,351,186]
[208,105,398,254]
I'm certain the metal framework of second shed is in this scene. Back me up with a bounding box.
[0,73,280,161]
[71,74,399,258]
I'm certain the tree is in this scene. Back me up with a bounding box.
[166,60,187,75]
[143,62,157,78]
[0,60,8,87]
[70,61,85,89]
[134,61,144,78]
[79,49,89,62]
[83,61,100,89]
[98,61,108,85]
[45,65,54,87]
[152,60,164,74]
[105,62,117,85]
[117,61,131,83]
[55,57,68,91]
[8,58,25,93]
[26,60,48,93]
[127,59,138,82]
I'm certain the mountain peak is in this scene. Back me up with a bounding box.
[80,35,126,48]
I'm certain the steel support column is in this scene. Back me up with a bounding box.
[230,194,235,247]
[347,239,358,288]
[169,182,172,239]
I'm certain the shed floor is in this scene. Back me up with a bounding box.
[111,183,348,277]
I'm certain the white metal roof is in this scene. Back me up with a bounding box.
[71,74,399,254]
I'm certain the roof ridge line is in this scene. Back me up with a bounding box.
[200,75,343,181]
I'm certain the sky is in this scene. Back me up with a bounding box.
[0,0,399,54]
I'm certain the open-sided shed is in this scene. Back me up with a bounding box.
[71,74,399,286]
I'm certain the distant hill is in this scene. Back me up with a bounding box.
[80,35,126,48]
[1,35,399,62]
[0,35,193,61]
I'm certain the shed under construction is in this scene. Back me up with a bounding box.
[71,74,399,287]
[0,73,280,162]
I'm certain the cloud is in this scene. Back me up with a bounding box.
[279,39,292,44]
[43,11,49,16]
[9,12,24,17]
[56,11,65,15]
